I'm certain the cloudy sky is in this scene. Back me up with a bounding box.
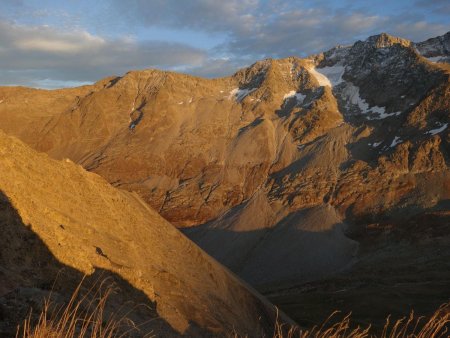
[1,0,449,88]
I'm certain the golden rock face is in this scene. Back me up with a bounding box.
[0,32,449,334]
[0,131,283,337]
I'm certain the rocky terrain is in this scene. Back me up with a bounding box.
[0,31,449,333]
[0,131,286,337]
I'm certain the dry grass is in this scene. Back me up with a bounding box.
[15,278,154,338]
[16,278,449,338]
[267,303,450,338]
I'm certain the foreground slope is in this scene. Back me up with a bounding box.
[0,131,284,337]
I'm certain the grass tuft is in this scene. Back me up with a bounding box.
[268,303,450,338]
[15,277,154,338]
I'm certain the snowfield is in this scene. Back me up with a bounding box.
[341,83,401,120]
[313,65,345,87]
[229,88,257,102]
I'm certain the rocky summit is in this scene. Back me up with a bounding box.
[0,31,449,334]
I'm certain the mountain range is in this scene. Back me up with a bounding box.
[0,31,449,336]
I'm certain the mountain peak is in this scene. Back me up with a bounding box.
[365,32,412,48]
[415,31,450,58]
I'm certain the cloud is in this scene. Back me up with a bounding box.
[183,57,250,78]
[415,0,450,15]
[109,0,449,59]
[0,0,448,88]
[0,20,208,87]
[225,9,448,58]
[109,0,260,34]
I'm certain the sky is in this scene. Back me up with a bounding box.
[0,0,449,89]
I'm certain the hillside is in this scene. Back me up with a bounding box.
[0,130,285,337]
[0,31,449,330]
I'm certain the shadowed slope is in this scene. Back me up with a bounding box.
[0,190,178,336]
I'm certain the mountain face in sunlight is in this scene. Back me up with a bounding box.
[0,31,449,333]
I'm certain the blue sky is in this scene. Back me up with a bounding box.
[0,0,448,88]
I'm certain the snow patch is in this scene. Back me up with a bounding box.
[426,123,448,135]
[371,141,382,147]
[294,93,306,103]
[283,91,306,104]
[342,83,402,120]
[178,101,183,105]
[308,67,332,87]
[427,56,443,63]
[188,97,193,104]
[283,90,297,100]
[229,87,257,103]
[390,136,402,147]
[314,65,345,86]
[376,108,402,119]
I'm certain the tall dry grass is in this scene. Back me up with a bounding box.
[268,303,450,338]
[16,278,449,338]
[15,278,154,338]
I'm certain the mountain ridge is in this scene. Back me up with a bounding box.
[0,30,449,330]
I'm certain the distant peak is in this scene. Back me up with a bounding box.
[365,33,412,48]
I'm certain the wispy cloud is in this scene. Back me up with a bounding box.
[0,0,448,88]
[109,0,449,57]
[415,0,450,16]
[0,20,207,86]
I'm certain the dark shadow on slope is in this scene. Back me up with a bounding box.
[265,208,450,333]
[187,202,450,335]
[105,76,123,89]
[275,98,298,119]
[129,110,144,130]
[0,191,179,337]
[185,206,359,292]
[237,118,264,136]
[266,214,450,333]
[267,134,328,180]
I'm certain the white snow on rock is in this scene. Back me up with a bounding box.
[390,136,402,147]
[375,108,402,119]
[294,93,306,103]
[283,91,306,104]
[308,67,332,87]
[178,101,183,105]
[229,88,257,103]
[341,83,402,120]
[314,65,345,86]
[426,123,448,135]
[427,56,444,63]
[369,141,382,148]
[283,90,297,100]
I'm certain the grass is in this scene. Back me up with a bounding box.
[15,278,449,338]
[15,277,154,338]
[267,303,450,338]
